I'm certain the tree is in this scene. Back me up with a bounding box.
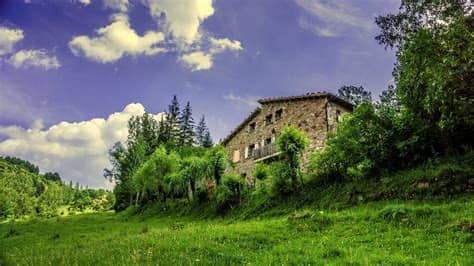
[395,16,474,151]
[375,0,470,49]
[338,85,372,106]
[132,147,180,204]
[202,131,213,148]
[276,126,309,186]
[195,115,213,147]
[43,172,61,183]
[167,95,182,142]
[179,101,195,146]
[178,156,207,201]
[205,145,228,186]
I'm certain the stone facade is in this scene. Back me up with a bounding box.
[221,92,352,181]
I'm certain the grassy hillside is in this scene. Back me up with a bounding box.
[1,198,472,265]
[1,155,473,265]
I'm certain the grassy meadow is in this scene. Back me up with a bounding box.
[1,197,473,265]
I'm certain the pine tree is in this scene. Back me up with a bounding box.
[167,95,181,143]
[195,115,208,147]
[179,101,195,146]
[202,130,213,148]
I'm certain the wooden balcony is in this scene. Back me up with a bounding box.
[253,143,280,161]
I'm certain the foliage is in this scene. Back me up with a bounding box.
[337,85,372,105]
[0,158,113,219]
[205,145,228,186]
[396,16,474,151]
[105,95,214,210]
[310,103,398,181]
[132,147,180,204]
[195,114,213,147]
[276,126,309,186]
[253,163,269,181]
[43,172,62,183]
[179,101,195,146]
[0,156,39,174]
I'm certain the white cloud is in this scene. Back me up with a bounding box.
[295,0,374,37]
[223,92,259,108]
[0,103,166,189]
[0,26,24,56]
[179,51,212,71]
[179,37,242,71]
[8,49,61,70]
[103,0,128,12]
[69,14,165,63]
[79,0,92,6]
[70,1,243,70]
[144,0,214,46]
[209,37,243,54]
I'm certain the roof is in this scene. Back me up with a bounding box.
[221,92,353,145]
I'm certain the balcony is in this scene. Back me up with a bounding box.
[253,143,280,161]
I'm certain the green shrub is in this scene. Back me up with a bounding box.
[276,126,309,186]
[253,163,269,181]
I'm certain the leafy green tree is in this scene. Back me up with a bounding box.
[132,147,180,204]
[43,172,61,183]
[396,16,474,152]
[205,145,228,186]
[0,156,39,174]
[276,126,309,186]
[375,0,470,49]
[178,156,207,201]
[337,85,372,105]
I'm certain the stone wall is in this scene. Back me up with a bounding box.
[223,96,351,181]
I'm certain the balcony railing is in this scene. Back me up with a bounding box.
[253,143,279,160]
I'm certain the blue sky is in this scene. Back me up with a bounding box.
[0,0,399,188]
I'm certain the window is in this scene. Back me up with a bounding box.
[265,137,272,146]
[248,144,256,158]
[265,114,273,125]
[275,109,283,120]
[336,110,342,122]
[249,122,256,133]
[232,150,240,163]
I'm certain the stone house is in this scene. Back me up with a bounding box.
[221,92,353,182]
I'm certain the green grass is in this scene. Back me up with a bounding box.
[1,198,473,265]
[1,154,473,265]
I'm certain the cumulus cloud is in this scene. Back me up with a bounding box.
[179,37,242,71]
[70,0,243,70]
[179,51,213,71]
[144,0,214,45]
[0,103,165,189]
[0,26,24,56]
[8,49,61,70]
[295,0,374,37]
[69,14,165,63]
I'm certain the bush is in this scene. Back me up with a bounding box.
[269,162,294,196]
[309,103,398,181]
[253,163,269,181]
[215,173,246,212]
[276,126,309,185]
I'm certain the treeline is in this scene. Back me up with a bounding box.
[105,95,217,210]
[311,0,473,181]
[106,1,473,214]
[0,157,114,219]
